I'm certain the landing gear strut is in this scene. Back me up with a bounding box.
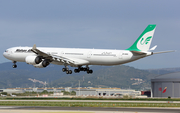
[12,61,17,68]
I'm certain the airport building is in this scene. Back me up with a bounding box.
[1,87,73,94]
[76,88,141,97]
[151,72,180,98]
[1,87,142,97]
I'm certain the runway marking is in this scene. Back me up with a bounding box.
[33,111,94,113]
[0,106,16,108]
[0,111,94,113]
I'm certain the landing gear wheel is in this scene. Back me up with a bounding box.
[66,70,69,74]
[12,61,17,68]
[89,70,93,73]
[12,65,17,68]
[87,70,93,74]
[62,68,66,72]
[66,70,72,74]
[69,70,72,74]
[74,69,80,73]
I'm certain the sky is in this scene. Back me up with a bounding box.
[0,0,179,69]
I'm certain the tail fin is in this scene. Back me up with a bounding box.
[126,24,156,51]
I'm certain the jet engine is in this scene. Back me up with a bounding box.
[25,56,42,65]
[33,60,50,68]
[25,56,50,68]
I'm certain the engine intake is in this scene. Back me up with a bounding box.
[25,56,50,68]
[42,60,50,67]
[35,56,42,64]
[25,56,40,65]
[33,60,50,68]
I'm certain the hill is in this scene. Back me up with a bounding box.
[0,62,106,88]
[145,67,180,75]
[0,62,179,89]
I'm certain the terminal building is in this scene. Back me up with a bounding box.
[75,88,141,97]
[1,87,142,97]
[151,72,180,98]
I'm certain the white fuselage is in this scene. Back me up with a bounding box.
[3,47,147,66]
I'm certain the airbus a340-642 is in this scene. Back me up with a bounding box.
[3,25,174,74]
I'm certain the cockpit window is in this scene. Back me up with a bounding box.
[5,50,8,52]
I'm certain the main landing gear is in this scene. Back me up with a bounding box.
[62,65,72,74]
[74,66,93,74]
[62,65,93,74]
[12,61,17,68]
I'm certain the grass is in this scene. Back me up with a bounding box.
[2,97,180,101]
[0,101,180,107]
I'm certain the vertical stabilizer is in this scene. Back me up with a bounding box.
[126,24,156,51]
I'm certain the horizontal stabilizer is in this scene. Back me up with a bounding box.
[153,50,175,54]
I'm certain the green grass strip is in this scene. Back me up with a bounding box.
[1,97,180,101]
[0,101,180,107]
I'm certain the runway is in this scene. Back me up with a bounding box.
[0,100,179,103]
[0,106,180,113]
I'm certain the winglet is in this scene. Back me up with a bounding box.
[31,44,38,54]
[32,44,37,50]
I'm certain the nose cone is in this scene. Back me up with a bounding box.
[3,52,8,58]
[3,49,11,60]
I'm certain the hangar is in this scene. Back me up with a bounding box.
[151,72,180,98]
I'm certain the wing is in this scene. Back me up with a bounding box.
[31,44,89,66]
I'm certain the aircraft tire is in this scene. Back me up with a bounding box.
[69,70,72,74]
[87,70,93,74]
[74,69,80,73]
[90,70,93,73]
[62,68,66,72]
[13,65,17,68]
[66,70,69,74]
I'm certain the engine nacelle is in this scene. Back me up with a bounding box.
[33,60,50,68]
[25,56,42,65]
[42,60,50,67]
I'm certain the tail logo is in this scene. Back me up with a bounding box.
[126,24,156,51]
[140,36,152,45]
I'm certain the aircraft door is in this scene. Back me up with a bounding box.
[61,51,64,56]
[119,52,123,59]
[87,51,92,58]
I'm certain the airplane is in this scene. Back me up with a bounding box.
[10,93,16,97]
[3,25,174,74]
[1,94,7,97]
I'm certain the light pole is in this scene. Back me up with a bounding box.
[79,80,80,96]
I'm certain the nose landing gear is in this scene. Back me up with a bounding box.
[12,61,17,68]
